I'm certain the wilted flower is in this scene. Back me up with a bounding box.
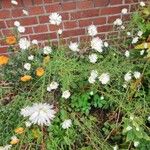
[124,72,132,82]
[24,63,31,71]
[125,50,130,58]
[20,75,32,82]
[140,1,145,7]
[69,42,79,52]
[20,103,56,126]
[10,136,19,145]
[88,25,97,37]
[89,53,98,63]
[62,119,72,129]
[99,73,110,85]
[14,21,20,27]
[113,18,122,26]
[6,36,16,45]
[49,13,62,25]
[62,90,71,99]
[0,56,9,65]
[121,8,128,14]
[36,67,45,77]
[91,37,103,53]
[132,37,139,44]
[47,81,59,92]
[43,46,52,55]
[15,127,24,134]
[19,38,30,50]
[133,71,141,79]
[17,26,25,33]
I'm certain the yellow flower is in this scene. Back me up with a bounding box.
[15,127,24,134]
[36,67,45,77]
[10,136,19,145]
[0,55,9,65]
[6,36,16,45]
[20,75,32,82]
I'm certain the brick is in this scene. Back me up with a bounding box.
[62,2,76,11]
[45,3,62,13]
[11,9,23,18]
[79,19,93,27]
[1,0,12,8]
[93,0,109,7]
[62,29,85,38]
[0,10,11,19]
[64,21,78,29]
[33,0,43,5]
[77,1,93,9]
[71,9,99,20]
[0,21,6,29]
[20,17,38,26]
[39,15,49,23]
[97,25,113,32]
[60,13,69,20]
[29,6,44,15]
[125,0,139,3]
[0,47,7,54]
[33,25,48,33]
[49,24,63,31]
[110,0,123,5]
[44,0,60,3]
[92,17,106,25]
[22,27,33,34]
[2,29,13,36]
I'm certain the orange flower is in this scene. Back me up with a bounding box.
[10,136,19,145]
[6,36,16,45]
[15,127,24,134]
[0,55,9,65]
[20,75,32,82]
[36,67,45,77]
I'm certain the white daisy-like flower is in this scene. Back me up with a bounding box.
[88,25,97,37]
[14,21,20,27]
[69,42,79,52]
[24,63,31,71]
[140,1,145,7]
[28,55,34,61]
[47,81,59,92]
[11,135,19,141]
[90,91,94,95]
[121,8,128,14]
[125,50,130,58]
[62,90,71,99]
[0,145,12,150]
[43,46,52,55]
[32,39,38,45]
[140,50,145,55]
[17,26,25,33]
[121,25,125,30]
[91,70,98,79]
[49,13,62,25]
[20,103,56,126]
[134,71,141,79]
[127,32,131,36]
[132,37,139,44]
[62,119,72,129]
[104,42,108,47]
[89,53,98,63]
[126,126,132,131]
[58,29,63,35]
[99,73,110,85]
[22,9,29,15]
[91,37,103,53]
[101,96,104,100]
[137,31,143,37]
[25,121,32,127]
[88,76,96,84]
[134,141,139,147]
[113,18,122,26]
[11,0,18,5]
[19,38,30,50]
[148,116,150,121]
[124,72,132,82]
[113,145,118,150]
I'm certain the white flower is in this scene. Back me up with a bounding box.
[126,126,132,131]
[104,42,108,47]
[144,43,148,49]
[140,1,145,7]
[11,135,18,141]
[11,0,18,5]
[14,21,20,27]
[134,141,139,147]
[132,37,139,44]
[88,25,97,37]
[127,32,131,36]
[124,72,132,82]
[22,9,29,15]
[113,145,118,150]
[140,50,145,55]
[91,37,103,53]
[25,121,32,127]
[125,50,130,58]
[136,127,140,131]
[69,42,79,52]
[58,29,63,35]
[89,53,98,63]
[88,76,96,84]
[32,39,38,45]
[101,96,104,100]
[0,145,12,150]
[134,71,141,79]
[24,63,31,71]
[20,103,56,126]
[148,116,150,121]
[90,91,94,95]
[91,70,98,79]
[121,25,125,30]
[47,81,59,92]
[17,26,25,33]
[19,38,30,50]
[99,73,110,85]
[62,119,72,129]
[121,8,128,14]
[49,13,62,25]
[28,55,34,61]
[113,18,122,26]
[43,46,52,55]
[137,31,143,37]
[62,90,71,99]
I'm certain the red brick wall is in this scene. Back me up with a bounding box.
[0,0,148,53]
